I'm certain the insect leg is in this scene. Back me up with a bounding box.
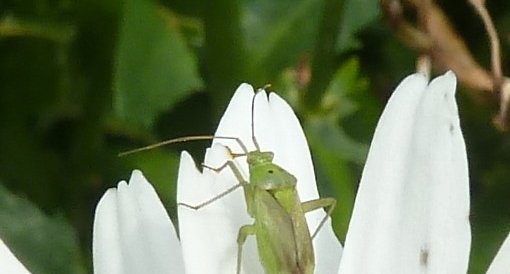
[202,160,248,185]
[178,182,243,210]
[200,144,248,173]
[236,224,256,274]
[301,198,336,239]
[179,160,250,210]
[201,161,231,173]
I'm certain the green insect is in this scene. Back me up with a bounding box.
[120,91,336,274]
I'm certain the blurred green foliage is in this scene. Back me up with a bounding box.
[0,0,509,273]
[0,183,86,273]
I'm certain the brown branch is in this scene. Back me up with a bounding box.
[423,2,493,91]
[468,0,502,83]
[416,54,431,78]
[380,0,432,52]
[380,0,509,130]
[494,79,510,131]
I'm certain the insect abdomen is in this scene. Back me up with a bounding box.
[253,188,303,274]
[272,188,314,274]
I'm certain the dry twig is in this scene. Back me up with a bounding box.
[380,0,509,130]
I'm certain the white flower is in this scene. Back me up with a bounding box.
[92,170,184,274]
[487,232,510,274]
[176,84,342,274]
[338,71,471,273]
[0,238,30,274]
[2,73,510,274]
[96,83,343,274]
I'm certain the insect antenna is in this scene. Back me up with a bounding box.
[118,135,249,157]
[251,90,261,151]
[251,84,272,152]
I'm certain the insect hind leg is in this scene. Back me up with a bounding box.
[236,224,256,274]
[301,197,336,239]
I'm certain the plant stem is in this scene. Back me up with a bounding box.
[203,0,246,118]
[305,0,345,113]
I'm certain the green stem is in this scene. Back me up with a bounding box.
[304,0,345,112]
[0,20,74,44]
[203,0,246,118]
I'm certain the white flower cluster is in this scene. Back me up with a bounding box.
[1,72,509,274]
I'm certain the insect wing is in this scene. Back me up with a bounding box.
[253,188,301,274]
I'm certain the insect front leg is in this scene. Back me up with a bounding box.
[236,224,256,274]
[203,157,258,274]
[178,160,249,210]
[301,198,336,239]
[178,182,243,210]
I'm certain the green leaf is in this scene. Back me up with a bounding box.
[124,150,181,220]
[322,58,369,120]
[303,58,370,239]
[114,0,203,128]
[243,0,323,84]
[335,58,381,144]
[305,118,366,240]
[0,183,86,274]
[336,0,380,52]
[306,117,367,165]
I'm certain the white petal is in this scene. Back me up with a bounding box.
[212,83,258,155]
[312,218,343,274]
[178,147,253,274]
[93,188,123,274]
[338,73,428,273]
[486,231,510,274]
[338,72,470,273]
[0,238,31,274]
[178,83,341,273]
[93,170,183,274]
[414,72,470,273]
[178,84,262,274]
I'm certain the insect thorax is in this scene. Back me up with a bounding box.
[249,160,297,190]
[247,150,274,165]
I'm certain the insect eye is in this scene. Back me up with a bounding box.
[268,170,274,174]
